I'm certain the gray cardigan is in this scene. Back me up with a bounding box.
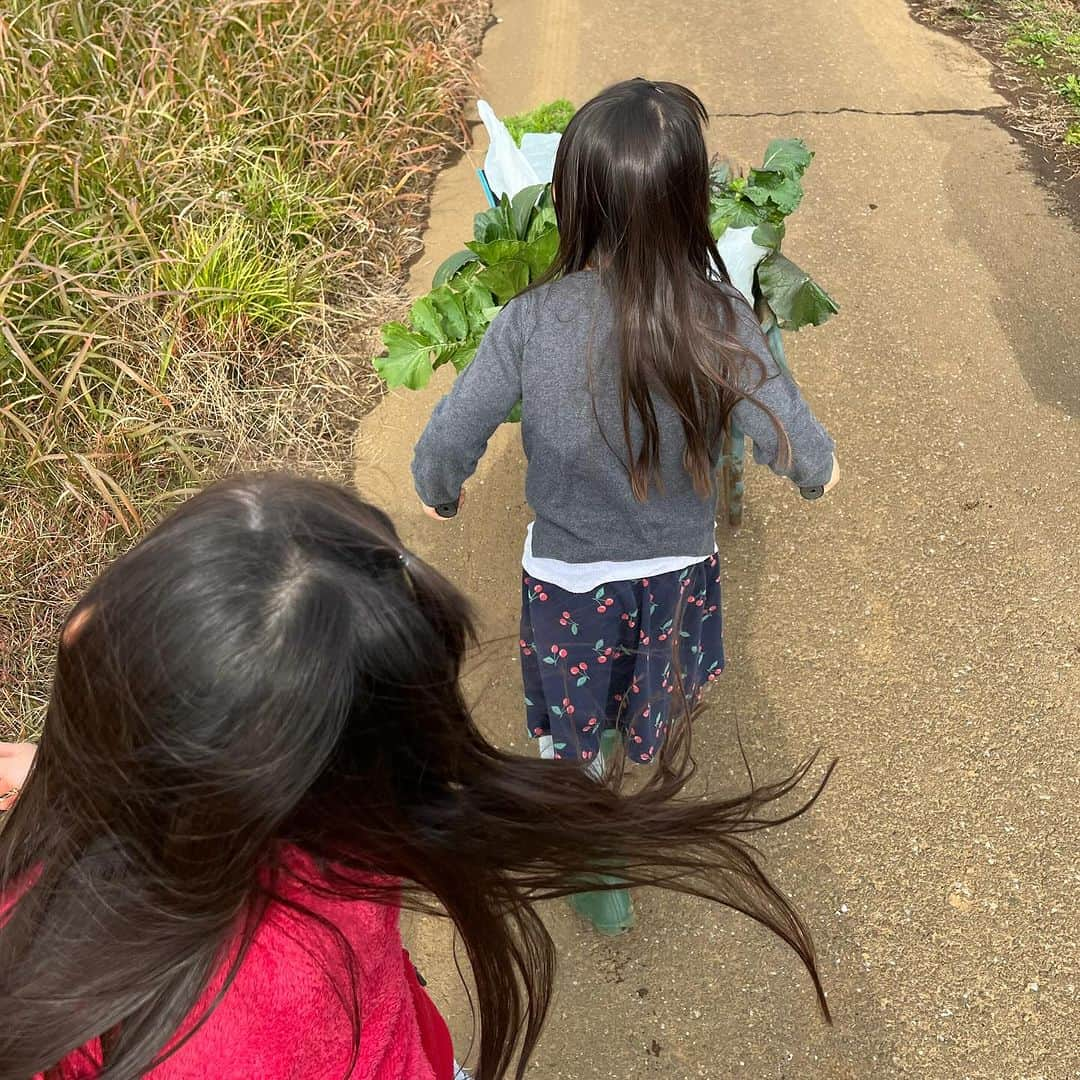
[412,272,834,564]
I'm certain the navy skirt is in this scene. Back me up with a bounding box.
[519,555,724,764]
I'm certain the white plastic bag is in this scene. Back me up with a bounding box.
[477,100,540,200]
[477,101,765,307]
[519,132,561,185]
[713,225,770,306]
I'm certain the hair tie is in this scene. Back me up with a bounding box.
[398,551,417,596]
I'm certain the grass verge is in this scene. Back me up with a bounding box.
[0,0,489,736]
[908,1,1080,178]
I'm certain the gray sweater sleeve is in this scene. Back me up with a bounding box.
[729,302,835,488]
[412,295,528,507]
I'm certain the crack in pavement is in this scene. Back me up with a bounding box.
[709,105,1001,118]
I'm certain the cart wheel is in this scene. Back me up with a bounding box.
[721,424,745,529]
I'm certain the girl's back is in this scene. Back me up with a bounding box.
[38,849,450,1080]
[415,269,834,567]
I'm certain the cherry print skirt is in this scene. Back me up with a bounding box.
[519,555,723,765]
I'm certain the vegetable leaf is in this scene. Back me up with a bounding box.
[432,248,478,287]
[409,296,448,344]
[466,238,530,265]
[526,202,557,241]
[751,221,785,250]
[756,252,839,330]
[456,279,496,336]
[710,195,765,235]
[759,138,813,179]
[522,226,559,277]
[511,184,546,239]
[375,323,440,389]
[473,197,516,243]
[475,259,530,304]
[429,287,468,341]
[446,343,478,372]
[745,170,803,216]
[503,99,576,145]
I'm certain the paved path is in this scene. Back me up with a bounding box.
[355,1,1080,1075]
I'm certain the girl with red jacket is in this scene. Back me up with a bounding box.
[0,473,828,1079]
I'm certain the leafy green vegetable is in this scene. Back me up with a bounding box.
[706,138,837,330]
[760,139,813,177]
[374,181,558,391]
[709,195,764,236]
[709,138,815,232]
[375,323,441,389]
[473,198,515,243]
[409,295,450,343]
[465,237,530,266]
[432,248,478,287]
[475,258,531,304]
[511,184,546,238]
[757,252,839,329]
[374,118,838,415]
[503,99,576,145]
[742,170,803,216]
[751,221,785,251]
[447,342,478,372]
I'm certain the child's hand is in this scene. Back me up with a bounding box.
[0,742,37,811]
[421,487,466,521]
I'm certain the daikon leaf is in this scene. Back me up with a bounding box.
[757,252,839,330]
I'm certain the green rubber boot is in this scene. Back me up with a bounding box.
[567,875,636,935]
[567,728,636,934]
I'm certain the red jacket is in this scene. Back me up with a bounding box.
[19,850,456,1079]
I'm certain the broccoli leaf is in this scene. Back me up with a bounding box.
[757,252,839,330]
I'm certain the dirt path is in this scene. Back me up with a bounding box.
[354,1,1080,1075]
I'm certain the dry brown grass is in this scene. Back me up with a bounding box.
[0,0,490,737]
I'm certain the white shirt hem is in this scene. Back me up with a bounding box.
[522,522,717,594]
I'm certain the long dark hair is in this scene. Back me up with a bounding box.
[0,473,830,1080]
[544,77,785,500]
